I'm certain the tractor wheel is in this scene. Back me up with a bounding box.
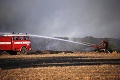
[20,47,28,55]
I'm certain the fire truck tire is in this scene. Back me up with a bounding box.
[20,47,28,55]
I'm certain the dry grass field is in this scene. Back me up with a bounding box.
[0,52,120,80]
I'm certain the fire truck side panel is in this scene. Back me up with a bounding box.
[12,36,31,51]
[0,36,12,50]
[13,41,31,51]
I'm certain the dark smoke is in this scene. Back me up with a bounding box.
[0,0,120,39]
[30,36,86,51]
[30,35,120,52]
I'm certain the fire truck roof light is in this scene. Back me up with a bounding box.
[0,32,28,36]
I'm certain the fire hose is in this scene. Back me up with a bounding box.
[79,41,111,53]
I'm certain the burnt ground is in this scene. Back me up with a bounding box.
[0,55,120,70]
[0,52,120,80]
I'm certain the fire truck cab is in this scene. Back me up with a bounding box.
[0,33,31,55]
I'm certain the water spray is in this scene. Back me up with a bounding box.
[28,34,95,47]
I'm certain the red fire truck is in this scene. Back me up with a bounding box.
[0,33,31,55]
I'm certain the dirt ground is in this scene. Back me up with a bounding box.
[0,52,120,80]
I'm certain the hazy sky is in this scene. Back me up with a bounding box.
[0,0,120,38]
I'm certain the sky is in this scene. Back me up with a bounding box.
[0,0,120,38]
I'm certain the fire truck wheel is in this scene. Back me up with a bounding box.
[20,47,28,55]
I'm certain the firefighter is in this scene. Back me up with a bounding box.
[99,40,109,52]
